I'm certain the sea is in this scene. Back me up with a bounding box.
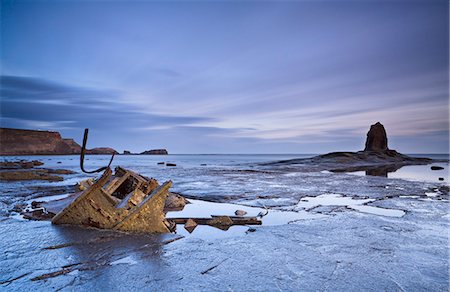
[1,153,448,211]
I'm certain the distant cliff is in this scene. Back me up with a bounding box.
[0,128,117,155]
[140,149,168,155]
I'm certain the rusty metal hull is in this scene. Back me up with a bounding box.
[113,182,171,233]
[52,167,172,233]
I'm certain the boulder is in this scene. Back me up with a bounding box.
[364,122,388,152]
[164,192,189,211]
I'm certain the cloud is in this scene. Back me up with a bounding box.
[0,75,215,131]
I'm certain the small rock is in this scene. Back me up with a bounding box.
[11,203,27,213]
[31,201,42,208]
[184,218,198,233]
[431,166,444,170]
[246,227,256,233]
[32,160,44,167]
[235,210,247,216]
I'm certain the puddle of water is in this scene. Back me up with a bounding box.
[320,170,332,174]
[110,256,138,266]
[175,225,250,239]
[348,163,449,183]
[167,199,324,239]
[293,194,405,218]
[168,199,322,225]
[351,205,405,217]
[399,195,420,199]
[237,197,294,208]
[284,172,301,177]
[295,194,373,209]
[9,212,29,222]
[389,163,448,183]
[68,270,80,276]
[26,193,72,204]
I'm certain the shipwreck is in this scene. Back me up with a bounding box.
[48,129,262,233]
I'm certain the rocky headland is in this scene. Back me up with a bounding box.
[0,128,117,155]
[140,149,168,155]
[0,160,75,181]
[264,122,444,176]
[121,149,169,155]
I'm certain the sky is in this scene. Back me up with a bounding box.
[1,0,448,154]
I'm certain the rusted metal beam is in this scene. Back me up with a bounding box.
[167,217,262,226]
[113,181,172,233]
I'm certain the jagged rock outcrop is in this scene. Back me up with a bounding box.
[140,149,168,155]
[364,122,388,152]
[0,128,117,155]
[263,122,441,176]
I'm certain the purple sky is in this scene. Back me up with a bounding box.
[1,0,448,153]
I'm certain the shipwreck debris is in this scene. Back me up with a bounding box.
[184,218,198,233]
[50,129,173,233]
[42,128,263,233]
[51,167,172,233]
[80,128,115,174]
[47,165,262,233]
[169,216,262,230]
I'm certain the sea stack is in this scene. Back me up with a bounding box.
[364,122,388,152]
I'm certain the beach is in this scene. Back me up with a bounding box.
[0,154,448,290]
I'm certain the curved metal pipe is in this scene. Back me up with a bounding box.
[80,128,115,173]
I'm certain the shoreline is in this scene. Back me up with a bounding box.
[0,155,448,290]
